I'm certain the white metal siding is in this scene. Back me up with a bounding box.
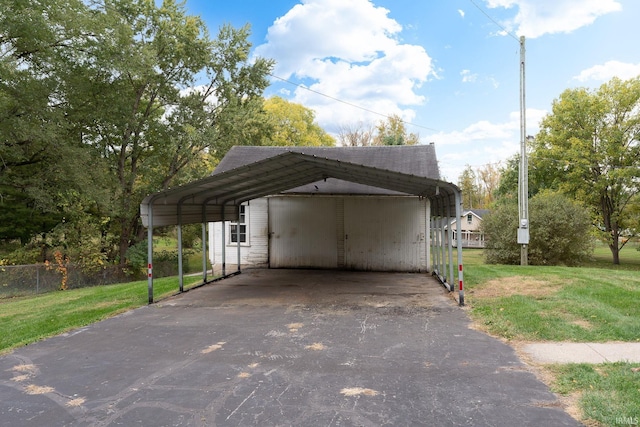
[209,198,269,267]
[344,197,425,272]
[268,196,338,268]
[212,196,429,272]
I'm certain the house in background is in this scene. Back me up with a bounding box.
[208,144,445,272]
[448,209,488,248]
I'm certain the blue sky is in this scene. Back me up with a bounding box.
[183,0,640,181]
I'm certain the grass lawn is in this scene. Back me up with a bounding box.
[0,275,201,355]
[549,363,640,427]
[463,245,640,427]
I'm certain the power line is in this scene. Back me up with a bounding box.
[268,73,441,133]
[468,0,519,42]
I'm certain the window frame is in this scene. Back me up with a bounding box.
[228,203,249,245]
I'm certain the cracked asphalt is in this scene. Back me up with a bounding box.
[0,269,581,426]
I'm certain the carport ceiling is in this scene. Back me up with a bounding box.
[141,150,460,227]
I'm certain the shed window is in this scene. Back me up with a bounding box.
[230,204,248,243]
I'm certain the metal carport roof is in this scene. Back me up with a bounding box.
[140,148,464,306]
[141,150,461,227]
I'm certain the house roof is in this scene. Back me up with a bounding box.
[468,209,490,219]
[214,145,441,178]
[141,145,459,227]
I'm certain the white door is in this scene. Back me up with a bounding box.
[268,197,338,268]
[344,198,424,271]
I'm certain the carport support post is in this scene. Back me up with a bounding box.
[202,204,208,284]
[147,203,154,304]
[455,190,465,306]
[439,200,447,284]
[178,223,184,292]
[429,212,434,273]
[434,201,440,278]
[221,205,226,276]
[236,205,241,272]
[178,204,184,293]
[446,195,455,290]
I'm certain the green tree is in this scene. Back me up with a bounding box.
[0,0,109,245]
[263,96,334,146]
[1,0,274,269]
[532,76,640,264]
[373,114,419,146]
[68,1,273,266]
[483,191,593,266]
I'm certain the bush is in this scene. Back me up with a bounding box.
[125,239,199,279]
[483,191,594,265]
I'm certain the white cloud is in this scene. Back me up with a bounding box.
[429,108,547,180]
[461,69,478,83]
[573,60,640,82]
[253,0,435,132]
[458,9,465,18]
[485,0,622,38]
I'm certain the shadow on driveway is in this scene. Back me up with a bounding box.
[0,269,581,426]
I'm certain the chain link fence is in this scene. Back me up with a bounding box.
[0,257,198,299]
[0,264,126,298]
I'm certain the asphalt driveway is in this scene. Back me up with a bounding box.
[0,269,581,426]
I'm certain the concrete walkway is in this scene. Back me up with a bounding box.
[521,342,640,364]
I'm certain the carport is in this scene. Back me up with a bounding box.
[140,149,464,305]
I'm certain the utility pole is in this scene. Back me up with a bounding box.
[517,35,529,265]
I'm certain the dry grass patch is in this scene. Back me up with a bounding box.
[25,385,54,395]
[340,387,379,397]
[12,364,37,373]
[305,343,326,351]
[201,341,226,354]
[287,323,303,332]
[570,319,594,330]
[471,276,560,299]
[66,397,86,407]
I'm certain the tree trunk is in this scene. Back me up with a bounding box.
[609,228,620,265]
[118,216,134,271]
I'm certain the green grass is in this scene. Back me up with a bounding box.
[0,276,201,354]
[463,246,640,427]
[549,363,640,427]
[463,246,640,342]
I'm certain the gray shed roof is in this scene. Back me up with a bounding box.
[215,145,441,178]
[141,145,460,227]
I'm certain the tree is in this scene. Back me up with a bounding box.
[483,191,593,266]
[457,165,479,210]
[457,163,501,210]
[68,2,274,266]
[337,121,375,146]
[262,96,334,146]
[532,76,640,264]
[373,114,419,146]
[476,163,500,208]
[0,0,108,244]
[1,0,275,269]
